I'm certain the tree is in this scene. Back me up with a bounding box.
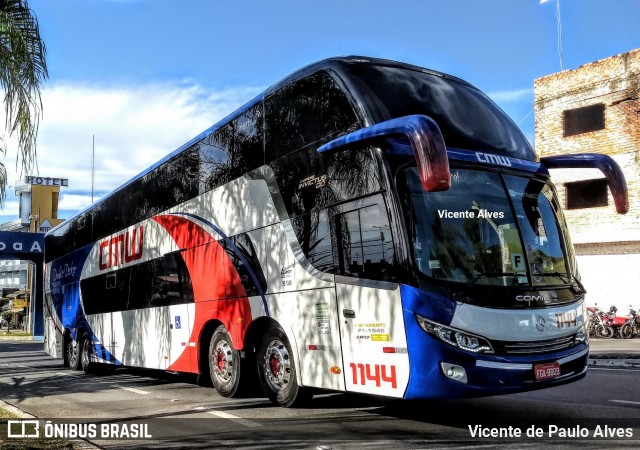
[0,0,47,204]
[1,309,12,330]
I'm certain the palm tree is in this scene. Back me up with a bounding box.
[0,0,47,204]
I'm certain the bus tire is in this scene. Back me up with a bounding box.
[80,336,96,373]
[209,325,243,398]
[67,339,81,371]
[257,325,313,407]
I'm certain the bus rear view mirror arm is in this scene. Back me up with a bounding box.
[540,153,629,214]
[318,114,451,192]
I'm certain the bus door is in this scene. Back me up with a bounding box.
[260,221,344,392]
[91,273,120,365]
[333,199,410,398]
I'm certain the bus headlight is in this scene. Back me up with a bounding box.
[575,323,588,344]
[416,314,494,354]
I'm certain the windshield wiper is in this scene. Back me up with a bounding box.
[453,272,522,299]
[533,271,586,295]
[467,272,522,285]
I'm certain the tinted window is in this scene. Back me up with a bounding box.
[272,146,382,218]
[291,209,334,273]
[151,148,200,212]
[220,234,267,296]
[198,130,234,193]
[199,105,264,193]
[331,195,396,281]
[345,64,534,160]
[264,71,358,162]
[81,253,194,314]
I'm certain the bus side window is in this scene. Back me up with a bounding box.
[290,209,334,273]
[149,253,194,306]
[230,105,265,174]
[217,235,267,297]
[199,105,264,192]
[264,70,358,162]
[199,131,232,193]
[332,196,395,281]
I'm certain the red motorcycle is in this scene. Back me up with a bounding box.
[604,306,627,338]
[587,305,615,339]
[620,307,639,339]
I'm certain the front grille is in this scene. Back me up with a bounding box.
[492,335,577,355]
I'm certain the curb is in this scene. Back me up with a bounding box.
[588,358,640,369]
[0,336,43,342]
[0,400,99,450]
[0,399,36,419]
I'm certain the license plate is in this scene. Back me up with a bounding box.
[534,362,561,381]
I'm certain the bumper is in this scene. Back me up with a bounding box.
[403,312,589,399]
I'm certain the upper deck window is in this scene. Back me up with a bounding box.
[264,71,358,161]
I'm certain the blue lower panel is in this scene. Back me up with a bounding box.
[93,343,123,366]
[400,286,588,399]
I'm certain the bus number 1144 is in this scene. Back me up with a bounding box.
[349,363,397,389]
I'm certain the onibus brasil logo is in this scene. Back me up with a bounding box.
[6,419,152,439]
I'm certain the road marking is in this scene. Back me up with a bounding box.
[610,400,640,406]
[113,385,149,395]
[207,410,261,428]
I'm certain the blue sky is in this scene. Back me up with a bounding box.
[1,0,639,223]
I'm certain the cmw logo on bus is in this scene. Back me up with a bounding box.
[475,152,512,167]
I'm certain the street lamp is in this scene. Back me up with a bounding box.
[540,0,564,70]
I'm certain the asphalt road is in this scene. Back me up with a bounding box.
[1,342,640,449]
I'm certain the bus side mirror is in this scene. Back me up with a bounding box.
[540,153,629,214]
[318,114,451,192]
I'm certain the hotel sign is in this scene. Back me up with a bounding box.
[24,176,68,186]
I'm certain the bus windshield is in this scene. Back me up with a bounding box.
[401,167,572,287]
[344,63,535,160]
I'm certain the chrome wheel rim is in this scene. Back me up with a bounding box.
[262,339,291,391]
[212,339,234,383]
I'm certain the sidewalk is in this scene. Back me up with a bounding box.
[587,338,640,369]
[0,334,38,341]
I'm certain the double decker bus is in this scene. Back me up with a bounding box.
[44,56,628,407]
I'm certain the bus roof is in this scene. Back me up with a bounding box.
[48,56,533,235]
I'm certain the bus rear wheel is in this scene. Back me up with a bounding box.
[81,336,96,373]
[209,325,243,398]
[257,325,312,407]
[67,339,81,371]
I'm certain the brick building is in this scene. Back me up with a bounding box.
[534,48,640,314]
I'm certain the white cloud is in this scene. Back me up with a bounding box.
[487,88,533,103]
[0,80,262,222]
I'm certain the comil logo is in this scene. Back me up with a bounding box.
[7,420,40,438]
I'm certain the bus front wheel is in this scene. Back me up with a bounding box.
[257,325,312,407]
[209,325,243,398]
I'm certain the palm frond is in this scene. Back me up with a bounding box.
[0,0,48,204]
